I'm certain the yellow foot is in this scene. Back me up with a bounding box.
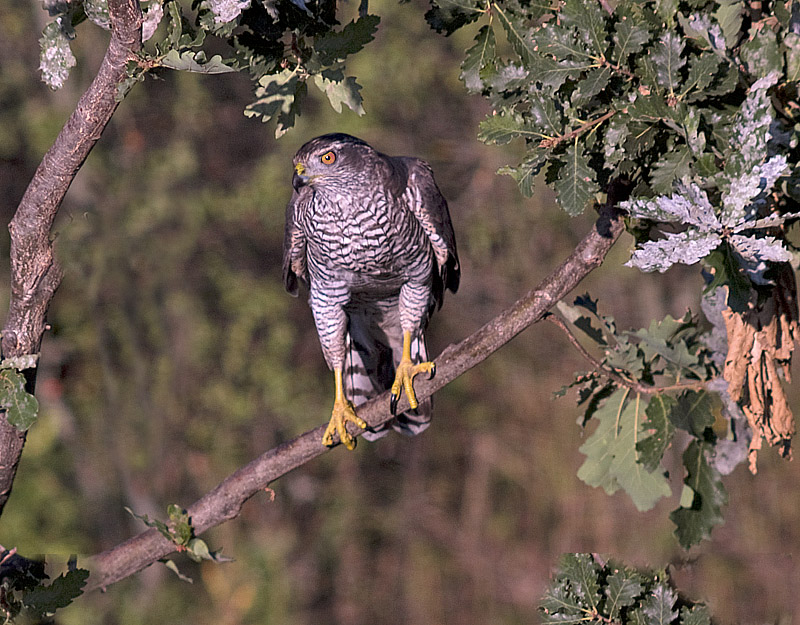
[390,358,435,415]
[322,396,367,450]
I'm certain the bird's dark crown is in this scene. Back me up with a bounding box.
[295,133,370,160]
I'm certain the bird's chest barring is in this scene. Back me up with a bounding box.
[308,212,395,265]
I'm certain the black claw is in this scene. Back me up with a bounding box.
[429,363,436,379]
[390,393,399,415]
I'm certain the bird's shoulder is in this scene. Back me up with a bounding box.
[392,155,460,296]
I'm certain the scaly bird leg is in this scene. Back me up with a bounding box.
[390,331,436,415]
[322,368,367,450]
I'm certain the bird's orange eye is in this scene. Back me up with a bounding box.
[320,151,336,165]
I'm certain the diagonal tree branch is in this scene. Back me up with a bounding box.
[84,200,626,592]
[0,0,143,514]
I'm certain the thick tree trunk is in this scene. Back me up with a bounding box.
[0,0,142,515]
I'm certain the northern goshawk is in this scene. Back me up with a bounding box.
[283,133,460,449]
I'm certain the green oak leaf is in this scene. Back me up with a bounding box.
[244,70,307,137]
[529,54,587,91]
[425,0,482,35]
[529,93,564,137]
[553,143,597,216]
[167,504,193,546]
[668,390,716,436]
[640,31,685,93]
[558,553,601,610]
[313,73,365,115]
[670,441,728,548]
[533,24,591,62]
[493,4,536,66]
[612,10,651,64]
[125,507,172,539]
[539,582,584,624]
[610,395,673,511]
[605,569,644,620]
[163,559,193,583]
[161,50,236,73]
[498,153,547,197]
[683,53,722,97]
[650,146,692,193]
[740,28,782,79]
[573,67,611,102]
[785,33,800,83]
[478,109,543,144]
[714,0,742,49]
[636,583,678,625]
[0,368,40,431]
[22,569,89,617]
[637,394,676,472]
[561,0,608,58]
[313,15,380,65]
[653,0,678,22]
[578,390,672,511]
[681,605,711,625]
[461,24,496,92]
[703,243,753,312]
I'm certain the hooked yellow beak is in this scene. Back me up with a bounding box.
[293,162,310,191]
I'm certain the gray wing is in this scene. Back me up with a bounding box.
[398,157,460,305]
[282,190,309,297]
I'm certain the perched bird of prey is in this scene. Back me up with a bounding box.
[283,133,460,449]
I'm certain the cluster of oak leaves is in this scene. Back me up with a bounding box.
[451,0,800,548]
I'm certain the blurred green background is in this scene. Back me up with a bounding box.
[0,0,798,622]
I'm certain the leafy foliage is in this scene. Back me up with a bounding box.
[432,0,800,549]
[38,18,76,90]
[576,388,672,512]
[0,356,39,432]
[558,296,729,545]
[670,441,729,549]
[38,0,379,136]
[540,554,711,625]
[440,0,800,323]
[20,568,89,618]
[127,504,231,578]
[0,552,88,623]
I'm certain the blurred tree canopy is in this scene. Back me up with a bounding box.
[1,0,800,623]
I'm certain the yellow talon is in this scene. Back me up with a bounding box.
[390,331,435,415]
[323,368,367,450]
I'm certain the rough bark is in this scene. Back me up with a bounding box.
[85,202,626,592]
[0,0,142,514]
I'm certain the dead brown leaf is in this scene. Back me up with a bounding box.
[722,265,798,473]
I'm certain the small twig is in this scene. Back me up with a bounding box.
[600,57,636,81]
[538,109,616,149]
[0,546,17,567]
[543,312,706,396]
[543,312,640,390]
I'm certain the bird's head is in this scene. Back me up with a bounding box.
[292,133,373,192]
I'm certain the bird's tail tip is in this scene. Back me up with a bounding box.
[362,399,433,441]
